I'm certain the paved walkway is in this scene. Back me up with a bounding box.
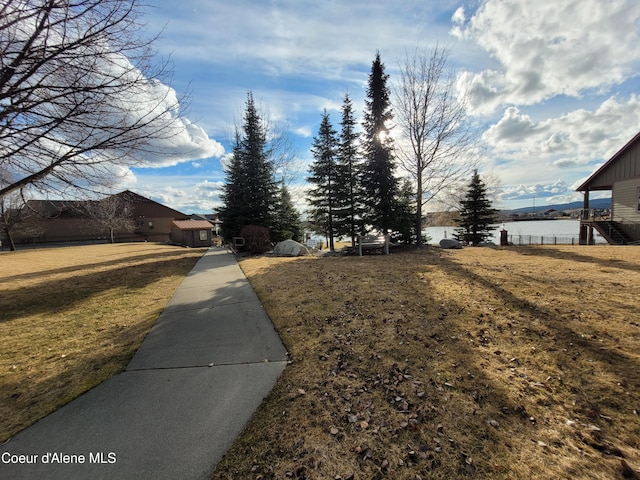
[0,248,288,480]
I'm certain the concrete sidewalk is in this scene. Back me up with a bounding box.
[0,248,288,480]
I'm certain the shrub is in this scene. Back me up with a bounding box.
[239,225,271,254]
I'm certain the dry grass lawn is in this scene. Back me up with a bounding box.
[214,246,640,480]
[0,243,205,442]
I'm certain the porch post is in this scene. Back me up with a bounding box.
[583,189,590,210]
[579,190,590,245]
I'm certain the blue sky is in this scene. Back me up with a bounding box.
[119,0,640,214]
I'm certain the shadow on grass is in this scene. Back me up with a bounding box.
[0,247,206,284]
[438,252,640,387]
[507,245,640,273]
[215,249,639,479]
[0,252,207,323]
[0,248,211,441]
[215,252,552,479]
[0,318,151,441]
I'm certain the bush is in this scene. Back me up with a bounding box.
[239,225,271,254]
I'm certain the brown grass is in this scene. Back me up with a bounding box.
[214,245,640,480]
[0,243,206,442]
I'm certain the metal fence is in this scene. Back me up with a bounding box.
[506,234,591,245]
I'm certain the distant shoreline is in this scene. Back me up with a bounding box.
[428,217,569,227]
[505,217,560,222]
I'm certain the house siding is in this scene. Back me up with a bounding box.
[16,191,189,245]
[613,178,640,239]
[134,217,178,242]
[605,148,640,186]
[579,133,640,190]
[578,131,640,243]
[169,221,212,247]
[169,228,211,247]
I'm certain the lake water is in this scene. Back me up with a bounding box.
[424,219,606,245]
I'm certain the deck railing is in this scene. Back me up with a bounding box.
[580,208,610,222]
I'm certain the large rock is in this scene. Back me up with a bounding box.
[439,238,463,249]
[273,239,310,257]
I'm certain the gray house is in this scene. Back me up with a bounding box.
[577,132,640,244]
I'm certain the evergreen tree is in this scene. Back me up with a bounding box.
[218,130,249,239]
[361,52,400,235]
[307,111,339,252]
[271,182,302,243]
[393,178,418,244]
[219,92,277,240]
[455,170,499,246]
[335,93,364,246]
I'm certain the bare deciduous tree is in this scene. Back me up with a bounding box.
[0,0,180,198]
[0,190,43,250]
[394,45,480,245]
[79,194,135,243]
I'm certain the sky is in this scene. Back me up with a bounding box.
[116,0,640,214]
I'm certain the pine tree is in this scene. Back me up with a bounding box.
[219,92,277,240]
[362,52,400,235]
[307,111,339,252]
[394,178,418,244]
[219,130,249,239]
[335,93,364,246]
[271,182,302,243]
[455,170,499,246]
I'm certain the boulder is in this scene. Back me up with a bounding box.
[439,238,463,249]
[273,239,310,257]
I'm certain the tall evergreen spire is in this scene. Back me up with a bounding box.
[361,52,399,234]
[219,92,276,239]
[307,110,339,251]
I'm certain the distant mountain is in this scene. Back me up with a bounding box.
[501,198,611,215]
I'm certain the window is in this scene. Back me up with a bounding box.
[199,230,208,241]
[148,221,154,229]
[637,187,640,212]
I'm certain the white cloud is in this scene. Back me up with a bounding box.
[127,178,225,214]
[294,126,312,138]
[130,0,640,212]
[121,78,225,167]
[484,95,640,166]
[481,94,640,206]
[483,107,540,143]
[501,180,571,201]
[456,0,640,114]
[451,6,465,25]
[219,153,234,172]
[148,1,454,81]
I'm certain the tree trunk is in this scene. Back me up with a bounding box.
[416,174,423,246]
[4,227,16,251]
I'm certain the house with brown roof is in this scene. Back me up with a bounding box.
[170,220,213,247]
[19,190,191,245]
[577,132,640,244]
